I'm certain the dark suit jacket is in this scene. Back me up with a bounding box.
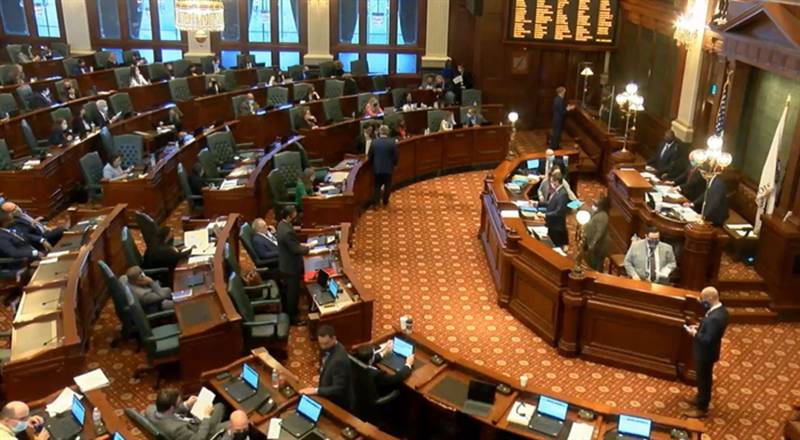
[96,110,112,127]
[693,305,729,363]
[368,138,398,176]
[647,140,681,176]
[697,176,729,227]
[73,116,92,136]
[48,129,71,146]
[536,157,567,177]
[544,186,570,234]
[0,228,37,269]
[318,342,355,410]
[252,233,279,262]
[10,217,47,248]
[676,167,706,202]
[188,172,204,196]
[277,220,308,275]
[143,244,190,272]
[552,95,566,129]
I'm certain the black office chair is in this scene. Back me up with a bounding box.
[222,242,280,301]
[124,408,168,440]
[121,226,170,284]
[134,211,172,249]
[239,222,279,270]
[177,163,203,217]
[129,290,181,388]
[227,272,289,354]
[348,354,401,423]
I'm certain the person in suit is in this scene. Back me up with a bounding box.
[96,99,121,127]
[355,123,376,155]
[670,160,706,203]
[400,92,416,112]
[0,212,41,271]
[106,52,119,68]
[582,196,610,271]
[145,388,226,440]
[210,410,249,440]
[536,169,570,248]
[536,167,576,202]
[205,77,222,95]
[143,228,191,275]
[27,89,54,109]
[129,64,150,87]
[684,286,729,418]
[686,175,729,227]
[251,218,279,262]
[71,58,91,76]
[332,61,345,77]
[1,201,63,249]
[355,340,414,395]
[299,325,355,410]
[551,86,574,149]
[210,56,223,74]
[623,227,677,284]
[537,149,567,177]
[188,163,206,196]
[0,401,48,440]
[368,125,398,207]
[277,205,311,324]
[48,118,74,146]
[120,265,174,313]
[6,64,25,86]
[238,93,258,116]
[646,130,681,179]
[452,64,474,104]
[60,80,79,102]
[73,107,93,136]
[463,107,486,127]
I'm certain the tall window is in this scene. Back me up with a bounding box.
[34,0,61,37]
[1,0,30,36]
[334,0,424,74]
[97,0,121,39]
[90,0,184,62]
[158,0,180,40]
[1,0,64,40]
[127,0,153,40]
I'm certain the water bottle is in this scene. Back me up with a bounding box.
[271,369,280,389]
[92,407,105,434]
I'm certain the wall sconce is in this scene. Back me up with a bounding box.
[674,0,706,47]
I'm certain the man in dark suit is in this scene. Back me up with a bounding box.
[143,228,191,275]
[684,286,729,418]
[551,86,574,149]
[277,205,310,324]
[251,218,279,262]
[352,341,414,422]
[144,387,226,440]
[672,161,706,202]
[695,175,729,227]
[368,125,398,207]
[646,130,681,179]
[1,202,63,250]
[536,148,567,177]
[537,169,570,248]
[0,211,41,271]
[299,325,355,411]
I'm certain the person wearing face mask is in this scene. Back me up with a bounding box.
[145,387,226,440]
[536,149,567,178]
[353,340,414,421]
[581,196,610,271]
[48,118,74,146]
[623,227,677,284]
[683,286,729,418]
[103,154,131,180]
[210,410,250,440]
[277,205,312,325]
[0,401,48,440]
[536,167,576,203]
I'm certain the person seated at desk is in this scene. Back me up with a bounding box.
[96,99,122,127]
[332,60,345,77]
[0,401,48,440]
[252,218,279,263]
[164,63,177,80]
[439,112,456,132]
[143,228,192,275]
[188,163,206,197]
[420,74,436,90]
[268,68,287,86]
[300,325,356,411]
[73,107,94,136]
[210,410,249,440]
[464,107,486,127]
[60,79,79,102]
[107,52,120,68]
[646,129,681,179]
[48,118,74,147]
[534,169,570,249]
[307,85,321,101]
[401,92,416,111]
[238,93,259,116]
[121,266,174,312]
[210,56,223,74]
[686,175,729,227]
[355,340,414,393]
[1,201,64,250]
[145,387,226,440]
[0,212,41,270]
[71,58,91,76]
[6,64,25,85]
[582,196,610,271]
[433,74,446,95]
[623,227,677,284]
[392,120,409,140]
[364,96,383,118]
[14,47,39,64]
[27,89,54,110]
[103,154,131,181]
[356,123,377,155]
[301,108,319,129]
[129,64,150,87]
[206,77,222,95]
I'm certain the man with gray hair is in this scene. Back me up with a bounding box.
[367,125,397,208]
[0,401,47,440]
[120,265,174,313]
[95,99,121,127]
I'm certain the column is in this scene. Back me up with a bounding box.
[671,0,710,143]
[185,35,213,62]
[421,0,450,68]
[61,0,93,54]
[305,0,333,65]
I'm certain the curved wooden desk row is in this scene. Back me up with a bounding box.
[4,204,127,401]
[202,347,398,440]
[27,387,137,440]
[16,54,97,83]
[301,125,512,229]
[479,153,706,383]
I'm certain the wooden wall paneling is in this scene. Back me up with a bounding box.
[508,258,564,345]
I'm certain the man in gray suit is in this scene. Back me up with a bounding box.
[145,388,226,440]
[623,227,677,284]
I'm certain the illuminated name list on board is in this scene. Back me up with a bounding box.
[509,0,618,45]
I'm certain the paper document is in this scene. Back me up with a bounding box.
[266,419,282,439]
[46,388,82,417]
[219,179,242,190]
[228,165,255,178]
[528,226,549,238]
[184,229,209,251]
[553,247,568,257]
[39,257,59,265]
[188,256,213,265]
[190,387,216,420]
[567,421,594,440]
[48,250,69,258]
[639,171,658,181]
[327,171,350,184]
[727,224,752,230]
[74,368,110,392]
[501,210,520,219]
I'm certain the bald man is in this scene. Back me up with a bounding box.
[251,219,279,263]
[684,287,729,418]
[0,401,47,440]
[1,202,63,250]
[210,410,250,440]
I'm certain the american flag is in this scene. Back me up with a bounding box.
[715,70,733,136]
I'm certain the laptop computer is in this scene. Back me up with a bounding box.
[313,278,339,306]
[526,159,540,171]
[616,414,652,440]
[461,380,496,418]
[45,395,85,440]
[224,363,259,402]
[528,395,568,437]
[281,395,323,438]
[379,337,414,372]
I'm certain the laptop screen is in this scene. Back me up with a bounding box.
[242,363,258,389]
[467,380,496,405]
[537,396,568,421]
[297,395,323,423]
[527,159,540,170]
[392,337,413,358]
[71,396,86,426]
[316,269,329,287]
[328,279,339,298]
[618,415,652,438]
[113,434,126,440]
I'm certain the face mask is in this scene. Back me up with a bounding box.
[12,421,27,433]
[701,300,711,309]
[647,239,658,248]
[62,124,68,131]
[232,431,249,440]
[547,156,554,163]
[591,205,598,212]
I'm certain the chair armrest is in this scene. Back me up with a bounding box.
[145,330,180,342]
[187,194,203,201]
[146,309,175,321]
[143,267,170,276]
[236,142,256,149]
[375,389,401,406]
[242,320,276,328]
[252,298,282,309]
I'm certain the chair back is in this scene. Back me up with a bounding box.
[206,131,237,165]
[319,61,336,78]
[114,67,131,89]
[197,148,220,179]
[124,408,168,440]
[62,58,79,77]
[21,120,44,156]
[172,59,192,77]
[267,87,289,106]
[227,272,255,322]
[391,88,408,108]
[350,59,368,76]
[323,98,344,122]
[348,354,379,421]
[357,93,374,113]
[99,127,118,159]
[267,169,291,205]
[94,51,112,69]
[114,134,144,168]
[134,211,161,248]
[15,85,33,111]
[6,45,23,63]
[55,79,80,102]
[98,260,135,334]
[146,63,169,82]
[206,74,226,92]
[128,289,155,348]
[289,106,305,132]
[51,42,69,58]
[236,54,254,68]
[0,139,13,171]
[372,75,388,91]
[0,65,14,85]
[428,110,450,133]
[0,94,19,117]
[199,56,214,74]
[79,151,103,192]
[239,223,262,266]
[292,83,311,102]
[121,226,144,267]
[223,242,241,276]
[324,79,344,98]
[123,50,141,66]
[287,64,304,81]
[50,107,73,124]
[168,78,192,102]
[291,141,313,170]
[462,89,482,107]
[344,77,359,95]
[256,67,275,84]
[384,112,404,132]
[177,163,200,211]
[231,95,248,118]
[110,92,135,117]
[83,101,100,125]
[274,151,303,187]
[222,70,238,91]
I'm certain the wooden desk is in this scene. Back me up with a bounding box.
[480,154,705,381]
[3,205,127,401]
[358,329,705,440]
[202,348,398,440]
[28,387,137,439]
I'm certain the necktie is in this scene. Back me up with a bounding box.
[648,247,657,282]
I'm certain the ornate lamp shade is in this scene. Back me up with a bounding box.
[576,210,592,226]
[175,0,225,40]
[507,111,519,123]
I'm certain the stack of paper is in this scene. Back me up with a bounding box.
[46,388,82,417]
[184,229,213,254]
[190,387,217,420]
[505,182,522,193]
[22,159,41,169]
[74,368,110,392]
[567,422,594,440]
[266,419,282,439]
[188,255,213,265]
[501,210,520,219]
[228,166,255,178]
[219,179,243,190]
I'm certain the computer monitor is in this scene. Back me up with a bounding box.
[328,279,339,298]
[618,414,652,438]
[537,396,568,421]
[113,433,126,440]
[242,363,258,389]
[297,395,323,423]
[527,159,540,170]
[392,337,413,358]
[467,380,496,405]
[71,395,86,426]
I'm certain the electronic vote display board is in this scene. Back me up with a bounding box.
[508,0,619,46]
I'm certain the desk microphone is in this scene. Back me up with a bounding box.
[42,335,61,346]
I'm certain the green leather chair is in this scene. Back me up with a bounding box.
[223,241,279,295]
[55,79,80,102]
[462,89,482,107]
[147,63,170,82]
[256,67,275,85]
[83,101,100,126]
[124,408,168,440]
[121,226,170,281]
[207,131,251,167]
[62,57,79,78]
[113,134,144,168]
[239,223,279,270]
[6,45,24,64]
[134,211,171,250]
[391,88,408,109]
[357,93,375,114]
[206,74,226,92]
[94,51,112,69]
[226,272,289,349]
[21,119,49,156]
[199,56,215,74]
[267,87,289,107]
[293,141,327,181]
[292,83,312,102]
[236,54,254,68]
[110,92,135,118]
[99,127,118,160]
[128,285,181,388]
[0,94,19,118]
[221,70,238,91]
[274,150,304,194]
[123,50,141,66]
[351,59,368,76]
[324,79,344,98]
[0,65,16,86]
[0,139,25,171]
[289,106,306,132]
[372,75,388,92]
[267,169,298,212]
[287,64,304,81]
[15,85,33,111]
[428,110,450,133]
[323,98,347,123]
[197,148,225,183]
[344,77,359,95]
[319,61,336,78]
[79,151,104,201]
[384,112,404,133]
[51,42,69,58]
[172,59,192,77]
[177,163,203,217]
[114,67,131,89]
[231,94,248,118]
[50,107,73,124]
[168,78,193,102]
